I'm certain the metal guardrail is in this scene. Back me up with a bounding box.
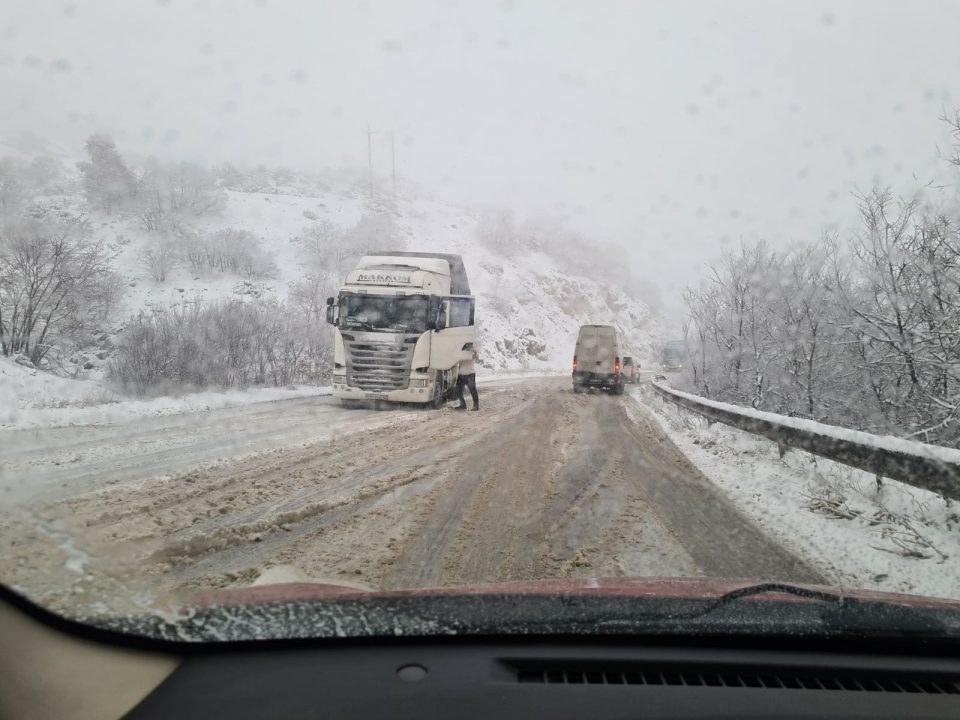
[651,380,960,502]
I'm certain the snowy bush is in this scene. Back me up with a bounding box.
[109,299,330,392]
[137,159,227,232]
[342,212,403,256]
[0,158,26,217]
[294,212,403,280]
[476,209,520,258]
[215,163,280,194]
[296,220,343,264]
[181,228,275,279]
[21,155,64,194]
[141,240,179,282]
[0,155,66,218]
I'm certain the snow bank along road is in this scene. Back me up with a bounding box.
[1,377,825,615]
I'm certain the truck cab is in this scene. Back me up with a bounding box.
[326,252,476,407]
[660,341,686,371]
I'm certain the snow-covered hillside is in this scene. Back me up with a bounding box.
[4,150,670,419]
[391,198,667,371]
[59,185,666,377]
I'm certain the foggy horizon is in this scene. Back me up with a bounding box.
[4,0,960,308]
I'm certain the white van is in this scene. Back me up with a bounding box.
[572,325,624,395]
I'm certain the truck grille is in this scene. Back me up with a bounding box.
[345,338,414,392]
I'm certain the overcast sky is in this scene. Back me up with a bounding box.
[3,0,960,307]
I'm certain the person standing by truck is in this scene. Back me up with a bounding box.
[455,344,479,411]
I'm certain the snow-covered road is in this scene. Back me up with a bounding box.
[2,393,385,508]
[0,376,553,507]
[1,376,823,616]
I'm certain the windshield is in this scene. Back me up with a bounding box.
[2,0,960,644]
[339,293,429,333]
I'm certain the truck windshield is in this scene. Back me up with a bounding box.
[339,294,429,333]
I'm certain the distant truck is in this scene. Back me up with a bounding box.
[572,324,624,395]
[660,341,686,371]
[325,252,476,407]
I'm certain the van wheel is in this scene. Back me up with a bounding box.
[573,384,585,394]
[614,382,625,396]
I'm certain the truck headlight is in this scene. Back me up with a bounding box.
[410,377,431,388]
[333,374,346,385]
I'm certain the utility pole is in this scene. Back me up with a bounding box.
[366,124,375,204]
[390,130,397,203]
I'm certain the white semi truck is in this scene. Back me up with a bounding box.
[325,252,476,407]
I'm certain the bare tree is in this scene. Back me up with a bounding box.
[0,215,114,364]
[295,220,343,261]
[760,241,840,418]
[942,109,960,169]
[289,273,336,319]
[682,283,718,393]
[683,192,960,445]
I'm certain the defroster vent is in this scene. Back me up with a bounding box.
[513,665,960,694]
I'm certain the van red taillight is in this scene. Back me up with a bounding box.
[614,357,621,373]
[573,356,578,370]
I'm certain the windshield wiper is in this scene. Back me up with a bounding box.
[346,320,377,331]
[610,583,952,637]
[681,583,847,619]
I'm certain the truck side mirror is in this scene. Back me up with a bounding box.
[326,297,334,306]
[325,304,337,326]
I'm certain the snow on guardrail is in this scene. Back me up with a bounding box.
[651,380,960,501]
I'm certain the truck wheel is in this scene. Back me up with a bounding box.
[430,371,446,408]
